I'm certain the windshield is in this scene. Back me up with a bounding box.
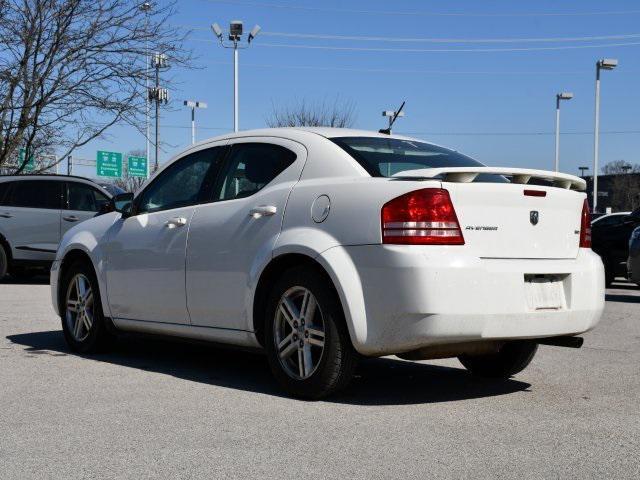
[332,136,486,178]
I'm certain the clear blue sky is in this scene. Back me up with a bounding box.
[74,0,640,180]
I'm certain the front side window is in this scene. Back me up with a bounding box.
[332,137,487,177]
[6,180,61,209]
[67,183,110,212]
[217,143,296,201]
[136,147,222,214]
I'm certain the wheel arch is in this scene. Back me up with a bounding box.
[251,248,367,353]
[57,247,111,319]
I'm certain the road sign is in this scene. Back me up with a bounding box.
[19,148,35,172]
[127,156,148,177]
[96,150,122,178]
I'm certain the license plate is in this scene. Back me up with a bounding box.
[524,275,565,310]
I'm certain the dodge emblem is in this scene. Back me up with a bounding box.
[530,210,539,225]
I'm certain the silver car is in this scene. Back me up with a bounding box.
[0,175,111,280]
[628,226,640,286]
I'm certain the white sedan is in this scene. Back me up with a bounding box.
[51,128,605,398]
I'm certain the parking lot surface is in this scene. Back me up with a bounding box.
[1,277,639,479]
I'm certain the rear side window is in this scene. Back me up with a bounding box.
[332,137,487,177]
[67,182,110,212]
[216,143,296,201]
[5,180,62,209]
[0,182,11,205]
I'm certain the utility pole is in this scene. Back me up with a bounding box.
[67,155,73,175]
[211,21,261,132]
[149,52,168,173]
[183,101,208,144]
[139,2,152,177]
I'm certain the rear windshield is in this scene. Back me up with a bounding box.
[332,136,485,177]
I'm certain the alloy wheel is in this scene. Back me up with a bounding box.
[273,286,326,380]
[65,273,94,342]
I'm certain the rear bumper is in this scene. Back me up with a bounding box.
[324,245,605,356]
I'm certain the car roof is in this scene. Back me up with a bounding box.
[191,127,436,145]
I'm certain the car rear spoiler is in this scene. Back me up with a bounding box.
[392,167,586,191]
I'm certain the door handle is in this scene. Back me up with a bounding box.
[165,217,187,228]
[63,215,79,222]
[249,205,277,218]
[0,212,13,218]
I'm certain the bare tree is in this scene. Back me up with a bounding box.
[601,160,640,211]
[110,149,147,193]
[266,97,356,128]
[601,160,640,175]
[0,0,192,174]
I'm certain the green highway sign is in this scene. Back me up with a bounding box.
[19,148,35,172]
[127,156,148,177]
[96,150,122,178]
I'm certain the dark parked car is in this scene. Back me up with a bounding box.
[591,208,640,286]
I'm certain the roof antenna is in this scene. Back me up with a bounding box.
[379,101,406,135]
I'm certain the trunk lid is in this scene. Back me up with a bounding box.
[392,167,586,259]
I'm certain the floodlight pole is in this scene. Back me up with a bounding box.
[211,21,260,133]
[593,59,618,212]
[233,42,239,132]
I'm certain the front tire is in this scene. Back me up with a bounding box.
[264,266,358,399]
[60,260,114,353]
[458,340,538,379]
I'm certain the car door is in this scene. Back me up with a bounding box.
[0,179,62,261]
[186,138,306,331]
[61,181,111,235]
[103,146,224,324]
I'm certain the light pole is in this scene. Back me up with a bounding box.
[593,58,618,212]
[149,52,168,173]
[183,100,208,144]
[211,21,261,132]
[382,109,405,134]
[554,92,573,172]
[139,2,152,177]
[579,166,589,178]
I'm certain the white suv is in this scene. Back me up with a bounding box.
[51,128,604,398]
[0,175,111,279]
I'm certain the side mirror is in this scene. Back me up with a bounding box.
[113,192,134,217]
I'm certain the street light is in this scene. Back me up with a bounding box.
[554,92,573,172]
[183,100,208,144]
[593,58,618,212]
[382,109,405,135]
[211,20,261,132]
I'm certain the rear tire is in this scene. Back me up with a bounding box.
[0,243,8,280]
[458,340,538,379]
[264,266,359,399]
[60,260,114,353]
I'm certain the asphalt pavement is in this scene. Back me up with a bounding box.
[1,276,639,479]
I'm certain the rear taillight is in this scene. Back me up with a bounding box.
[579,199,591,248]
[381,188,464,245]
